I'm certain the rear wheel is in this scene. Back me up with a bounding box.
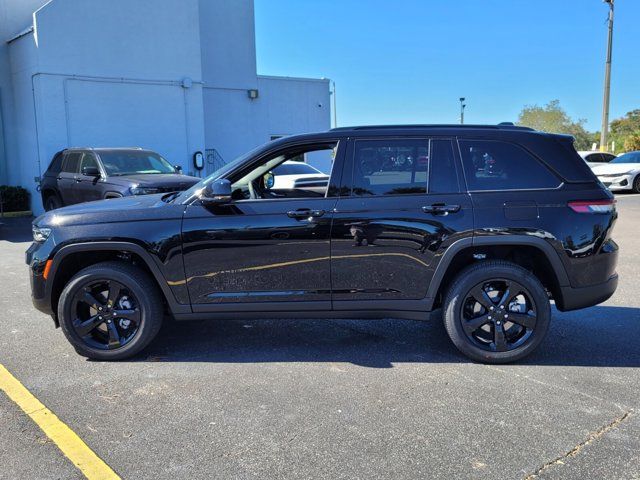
[443,261,551,363]
[58,261,163,360]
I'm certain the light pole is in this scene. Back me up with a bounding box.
[331,81,337,128]
[459,97,466,124]
[600,0,614,152]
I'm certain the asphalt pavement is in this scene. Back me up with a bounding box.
[1,195,639,479]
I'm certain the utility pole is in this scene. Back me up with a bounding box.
[332,81,338,128]
[600,0,614,152]
[459,97,466,124]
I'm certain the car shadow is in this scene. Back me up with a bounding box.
[138,305,640,368]
[0,216,34,243]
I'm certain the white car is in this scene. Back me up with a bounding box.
[591,151,640,193]
[271,161,329,194]
[578,150,617,167]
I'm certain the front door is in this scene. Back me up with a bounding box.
[330,137,474,311]
[181,140,344,312]
[74,152,103,203]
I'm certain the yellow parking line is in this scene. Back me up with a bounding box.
[0,364,120,480]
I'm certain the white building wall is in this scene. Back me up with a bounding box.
[2,0,330,213]
[7,0,207,213]
[0,0,48,185]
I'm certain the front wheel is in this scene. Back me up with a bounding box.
[58,261,163,360]
[443,261,551,364]
[632,175,640,193]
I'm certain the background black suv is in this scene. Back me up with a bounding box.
[40,147,200,211]
[27,125,618,363]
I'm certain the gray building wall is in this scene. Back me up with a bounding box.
[1,0,330,214]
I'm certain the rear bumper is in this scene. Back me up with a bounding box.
[557,273,618,311]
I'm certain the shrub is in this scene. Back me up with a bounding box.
[0,186,31,212]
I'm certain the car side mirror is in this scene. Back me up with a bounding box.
[201,179,232,205]
[82,166,101,177]
[174,165,183,174]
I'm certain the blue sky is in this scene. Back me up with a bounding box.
[255,0,639,131]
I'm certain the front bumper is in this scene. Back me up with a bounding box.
[26,241,55,317]
[558,273,618,311]
[598,174,633,191]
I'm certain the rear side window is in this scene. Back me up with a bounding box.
[62,152,82,173]
[47,152,64,174]
[351,139,429,196]
[459,140,560,191]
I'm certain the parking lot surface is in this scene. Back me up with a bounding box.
[1,196,639,479]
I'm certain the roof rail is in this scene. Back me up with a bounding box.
[330,124,535,132]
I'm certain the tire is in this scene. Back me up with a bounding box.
[632,175,640,194]
[58,261,163,360]
[442,260,551,364]
[44,194,62,211]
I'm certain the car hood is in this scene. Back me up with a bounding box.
[34,193,185,228]
[592,163,640,175]
[107,173,201,188]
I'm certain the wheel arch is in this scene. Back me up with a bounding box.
[426,236,570,310]
[47,242,190,324]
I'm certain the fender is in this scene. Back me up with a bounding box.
[46,241,191,315]
[423,235,570,310]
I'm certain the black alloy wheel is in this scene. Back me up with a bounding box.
[70,280,141,350]
[58,262,163,360]
[461,279,536,352]
[443,261,551,363]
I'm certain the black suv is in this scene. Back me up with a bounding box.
[27,125,618,363]
[40,147,200,211]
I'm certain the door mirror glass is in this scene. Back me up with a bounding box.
[202,179,232,204]
[81,166,101,177]
[263,172,275,189]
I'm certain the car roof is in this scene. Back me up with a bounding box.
[63,147,151,152]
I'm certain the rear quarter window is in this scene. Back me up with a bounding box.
[459,139,561,191]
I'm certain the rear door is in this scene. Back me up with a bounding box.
[330,136,474,312]
[57,152,82,205]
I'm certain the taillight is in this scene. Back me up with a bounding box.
[568,199,616,213]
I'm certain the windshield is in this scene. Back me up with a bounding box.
[100,151,176,175]
[611,152,640,164]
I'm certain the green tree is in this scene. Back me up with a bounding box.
[610,109,640,153]
[517,100,593,150]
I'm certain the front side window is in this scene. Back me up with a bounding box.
[79,153,99,173]
[99,151,176,176]
[62,152,82,173]
[350,139,429,196]
[459,140,560,191]
[230,143,337,200]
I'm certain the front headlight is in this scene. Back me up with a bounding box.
[129,186,160,195]
[32,225,52,243]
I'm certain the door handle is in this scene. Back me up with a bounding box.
[287,209,325,219]
[422,204,461,215]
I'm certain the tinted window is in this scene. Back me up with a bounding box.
[459,140,560,191]
[351,139,429,196]
[601,153,616,162]
[585,153,602,162]
[79,153,99,173]
[62,152,82,173]
[429,139,459,193]
[47,152,64,174]
[273,162,321,175]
